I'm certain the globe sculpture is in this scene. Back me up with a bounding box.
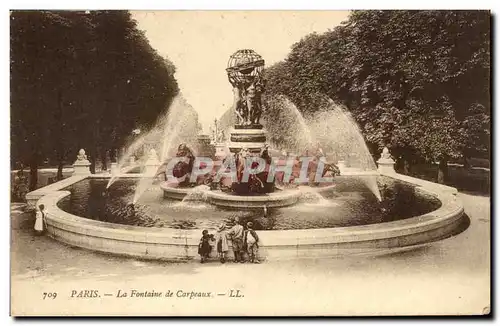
[226,49,265,127]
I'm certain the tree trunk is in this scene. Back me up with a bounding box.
[101,148,108,171]
[89,148,96,174]
[403,159,410,175]
[56,89,65,181]
[463,153,471,169]
[29,153,38,191]
[57,161,64,181]
[437,156,448,184]
[113,148,118,163]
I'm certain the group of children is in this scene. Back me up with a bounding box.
[198,219,260,264]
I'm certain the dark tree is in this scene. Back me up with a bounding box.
[11,10,179,189]
[264,10,490,183]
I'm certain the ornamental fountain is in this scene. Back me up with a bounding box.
[25,48,468,262]
[160,49,340,208]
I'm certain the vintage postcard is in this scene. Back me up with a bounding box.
[10,10,490,316]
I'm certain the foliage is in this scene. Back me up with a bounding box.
[218,108,236,136]
[261,95,313,153]
[11,10,179,187]
[264,10,490,171]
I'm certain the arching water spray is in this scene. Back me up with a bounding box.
[264,94,381,201]
[262,95,315,153]
[316,99,381,201]
[160,95,200,162]
[131,95,202,203]
[106,133,149,189]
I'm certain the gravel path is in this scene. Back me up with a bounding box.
[10,192,490,316]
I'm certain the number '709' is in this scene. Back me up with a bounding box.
[43,292,57,299]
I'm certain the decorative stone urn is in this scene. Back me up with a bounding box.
[377,147,396,174]
[73,149,91,175]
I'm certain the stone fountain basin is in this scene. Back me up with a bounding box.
[160,182,302,208]
[30,172,466,261]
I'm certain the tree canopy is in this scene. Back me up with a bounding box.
[264,10,490,179]
[11,10,179,188]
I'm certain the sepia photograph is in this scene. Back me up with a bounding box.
[9,9,491,316]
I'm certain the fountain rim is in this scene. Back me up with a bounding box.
[160,182,300,209]
[160,181,301,197]
[31,172,464,250]
[159,182,341,208]
[38,187,461,239]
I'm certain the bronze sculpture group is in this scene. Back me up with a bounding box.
[226,49,266,127]
[228,74,265,126]
[156,49,339,196]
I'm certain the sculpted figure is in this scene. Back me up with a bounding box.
[176,143,194,158]
[245,83,256,125]
[233,85,246,125]
[228,75,248,125]
[260,144,271,165]
[77,149,88,161]
[172,144,195,185]
[235,149,245,183]
[381,147,392,160]
[247,77,264,125]
[227,62,265,126]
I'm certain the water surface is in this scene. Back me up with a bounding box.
[58,176,441,231]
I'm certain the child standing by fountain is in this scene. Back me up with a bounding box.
[244,222,260,263]
[34,204,46,236]
[228,219,245,263]
[198,230,214,263]
[215,224,229,263]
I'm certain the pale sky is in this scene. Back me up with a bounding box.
[132,11,350,132]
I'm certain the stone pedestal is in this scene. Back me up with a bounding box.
[73,161,91,175]
[377,147,396,174]
[337,160,347,174]
[144,149,161,177]
[110,162,119,175]
[226,125,274,194]
[196,134,216,158]
[228,125,267,154]
[72,149,91,175]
